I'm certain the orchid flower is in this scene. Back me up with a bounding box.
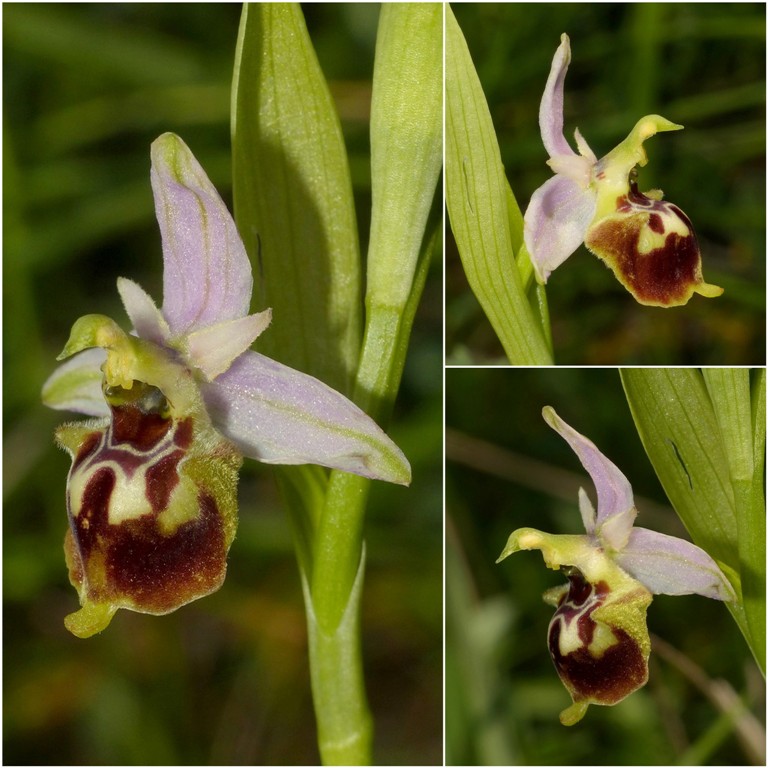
[524,34,723,307]
[497,406,734,726]
[41,132,410,639]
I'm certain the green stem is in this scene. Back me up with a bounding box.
[306,306,401,764]
[295,2,439,749]
[303,525,372,765]
[275,466,372,764]
[312,472,371,634]
[306,277,426,762]
[311,306,401,618]
[232,5,435,762]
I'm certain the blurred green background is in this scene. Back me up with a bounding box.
[447,3,766,365]
[4,4,442,765]
[446,368,765,765]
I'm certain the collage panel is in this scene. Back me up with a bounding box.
[445,367,765,765]
[446,3,765,365]
[5,4,441,766]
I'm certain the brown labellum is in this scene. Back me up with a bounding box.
[585,180,723,307]
[547,567,650,718]
[57,381,241,637]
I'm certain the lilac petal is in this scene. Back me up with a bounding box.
[599,507,637,552]
[539,33,576,159]
[185,310,272,380]
[116,277,170,346]
[201,351,411,485]
[616,528,736,601]
[151,133,253,337]
[542,407,637,540]
[524,175,597,282]
[41,348,108,417]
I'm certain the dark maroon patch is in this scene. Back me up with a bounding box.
[548,569,647,705]
[145,450,184,513]
[72,431,102,471]
[174,418,194,450]
[589,220,699,304]
[556,568,607,609]
[552,570,609,648]
[648,213,664,234]
[549,622,647,705]
[106,492,225,613]
[111,404,172,450]
[621,180,657,210]
[71,466,116,556]
[589,180,702,305]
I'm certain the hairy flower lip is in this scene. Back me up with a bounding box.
[547,565,651,719]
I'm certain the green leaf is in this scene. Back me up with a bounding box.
[746,370,766,671]
[232,3,361,395]
[712,367,767,669]
[621,369,738,567]
[445,5,551,365]
[620,368,760,664]
[367,2,442,311]
[702,369,753,481]
[701,369,765,672]
[350,4,441,426]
